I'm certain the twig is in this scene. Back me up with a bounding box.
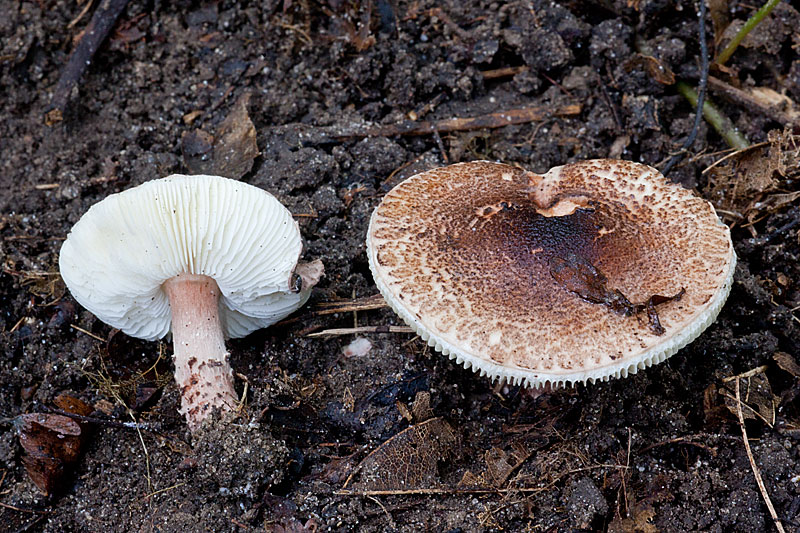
[0,502,51,514]
[741,209,800,249]
[368,496,397,529]
[130,409,153,496]
[433,130,449,163]
[355,105,581,138]
[661,0,709,176]
[45,0,132,125]
[597,70,622,133]
[638,435,718,456]
[307,325,414,338]
[620,428,632,516]
[423,7,471,41]
[296,104,581,146]
[8,316,25,334]
[42,407,156,431]
[315,294,388,315]
[70,324,105,342]
[716,0,784,65]
[230,517,250,530]
[707,76,798,127]
[701,142,770,174]
[67,0,96,29]
[718,392,775,428]
[480,65,529,80]
[676,82,749,150]
[337,486,545,496]
[721,365,770,381]
[141,482,188,501]
[735,378,786,533]
[337,464,629,497]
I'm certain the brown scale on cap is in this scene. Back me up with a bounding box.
[367,160,736,387]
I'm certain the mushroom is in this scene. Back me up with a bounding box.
[59,174,322,429]
[366,160,735,388]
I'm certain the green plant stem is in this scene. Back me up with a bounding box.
[716,0,783,65]
[676,81,749,150]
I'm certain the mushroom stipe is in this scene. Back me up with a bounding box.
[366,160,736,388]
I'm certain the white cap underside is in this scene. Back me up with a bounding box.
[59,174,311,341]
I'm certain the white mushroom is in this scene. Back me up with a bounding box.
[60,174,322,429]
[367,160,735,388]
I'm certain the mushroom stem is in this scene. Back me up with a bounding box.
[164,274,238,430]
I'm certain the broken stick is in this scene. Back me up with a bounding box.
[356,104,581,138]
[295,104,581,146]
[307,325,414,338]
[46,0,132,125]
[735,378,787,533]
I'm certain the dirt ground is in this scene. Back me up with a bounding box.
[1,0,800,531]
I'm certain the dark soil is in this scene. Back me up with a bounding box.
[2,1,800,531]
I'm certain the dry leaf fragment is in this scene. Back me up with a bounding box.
[18,413,87,495]
[608,501,658,533]
[707,0,730,46]
[53,392,93,417]
[624,54,675,85]
[180,129,215,173]
[263,494,318,533]
[707,129,800,221]
[485,443,530,486]
[181,93,259,179]
[212,92,259,179]
[343,417,458,491]
[703,383,729,428]
[411,391,433,422]
[774,351,800,378]
[722,370,776,426]
[396,400,413,423]
[457,469,484,487]
[456,442,530,489]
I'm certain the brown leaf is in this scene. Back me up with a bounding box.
[181,93,260,179]
[343,417,458,491]
[624,54,675,85]
[457,469,484,487]
[722,371,776,425]
[211,92,259,179]
[18,413,87,495]
[456,442,530,489]
[608,501,657,533]
[396,400,413,423]
[131,384,161,411]
[707,129,800,219]
[53,393,93,417]
[411,391,433,422]
[485,443,530,487]
[774,351,800,378]
[181,129,215,174]
[703,384,728,428]
[263,494,317,533]
[707,0,730,46]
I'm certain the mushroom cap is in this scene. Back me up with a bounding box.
[366,160,736,387]
[60,174,311,341]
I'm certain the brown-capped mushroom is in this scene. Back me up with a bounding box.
[59,175,322,429]
[366,160,735,387]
